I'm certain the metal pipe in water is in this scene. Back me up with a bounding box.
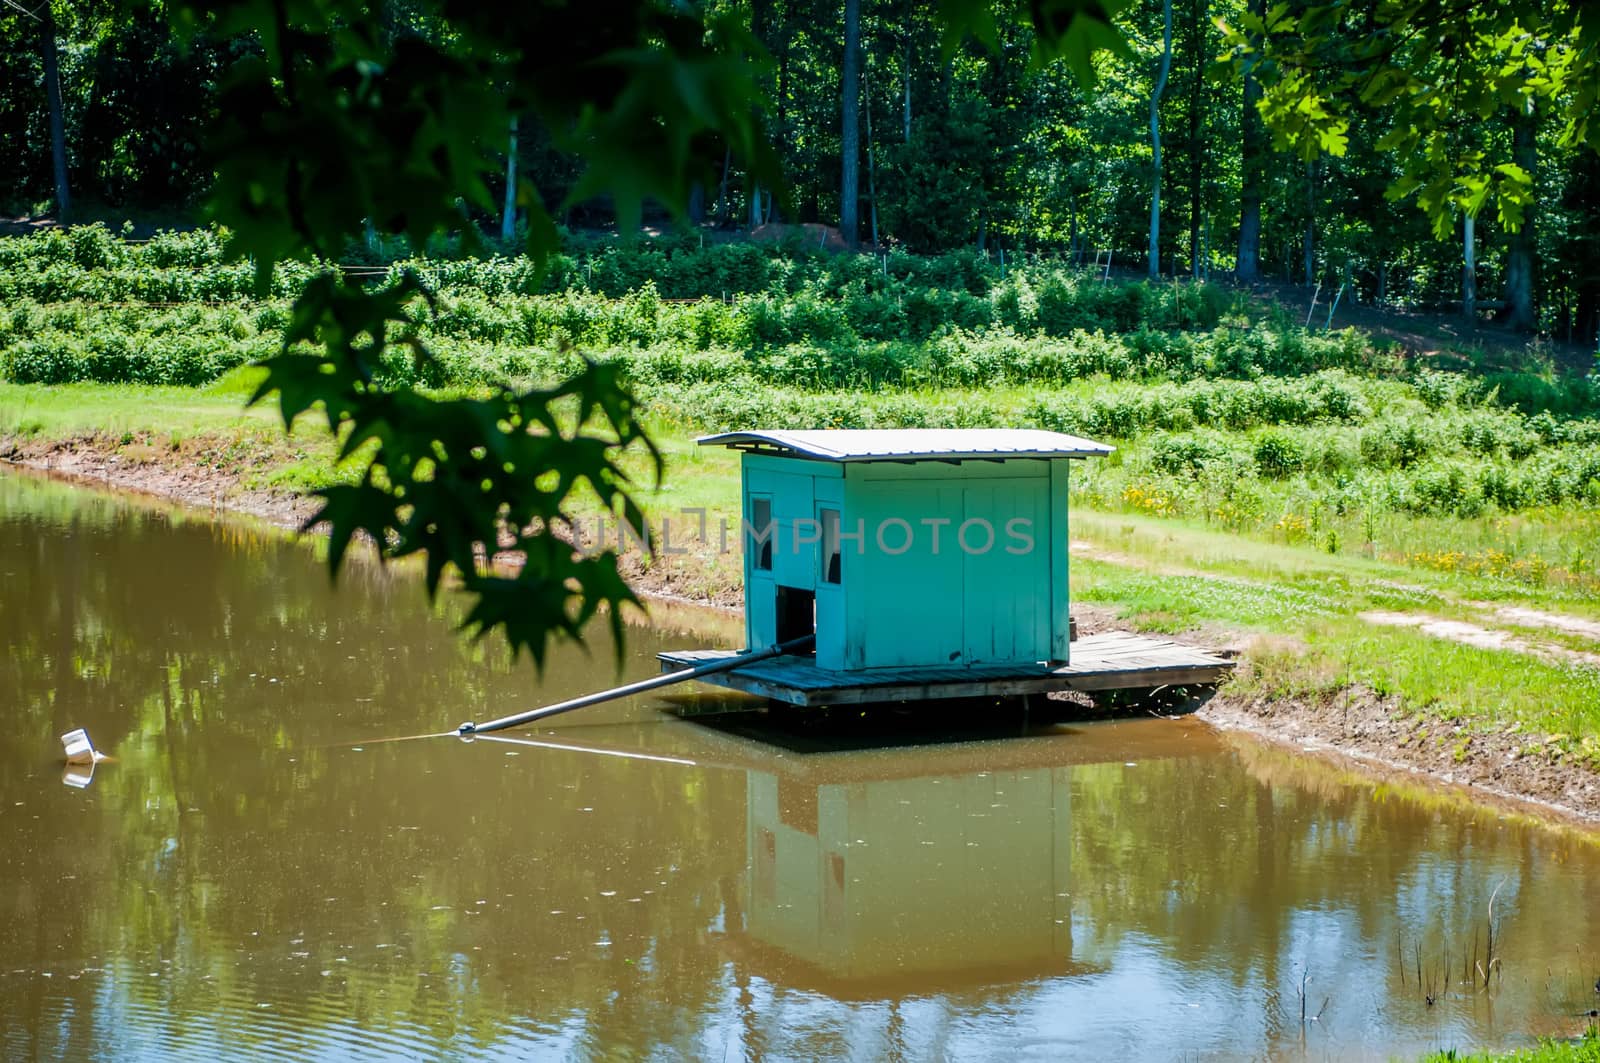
[456,633,816,736]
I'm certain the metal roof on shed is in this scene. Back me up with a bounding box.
[697,428,1115,462]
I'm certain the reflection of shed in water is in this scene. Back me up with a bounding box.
[745,764,1073,988]
[697,721,1204,995]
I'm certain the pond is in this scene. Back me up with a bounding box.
[2,469,1598,1061]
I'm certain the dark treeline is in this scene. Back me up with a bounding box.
[2,1,1597,344]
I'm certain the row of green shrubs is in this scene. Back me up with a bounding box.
[638,370,1589,454]
[14,289,1591,419]
[427,283,1300,358]
[1093,446,1600,526]
[0,302,273,385]
[6,224,1595,403]
[0,221,1174,301]
[0,224,1238,336]
[1144,426,1600,513]
[0,290,1421,399]
[3,291,1372,385]
[2,266,1237,345]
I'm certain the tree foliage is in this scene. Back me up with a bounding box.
[154,0,1125,663]
[1223,1,1597,237]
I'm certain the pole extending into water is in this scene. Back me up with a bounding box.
[456,633,816,737]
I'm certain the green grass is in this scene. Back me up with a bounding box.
[1063,509,1600,767]
[1424,1027,1600,1061]
[0,368,270,435]
[0,370,356,494]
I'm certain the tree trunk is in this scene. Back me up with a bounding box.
[1187,0,1205,279]
[716,145,732,225]
[42,3,70,221]
[903,67,912,141]
[1303,158,1316,285]
[749,0,771,234]
[1504,99,1537,331]
[500,115,518,242]
[840,0,862,247]
[1463,212,1477,325]
[865,59,879,248]
[1236,0,1265,280]
[775,21,789,224]
[1148,0,1173,280]
[903,17,912,142]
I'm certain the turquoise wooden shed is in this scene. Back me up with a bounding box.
[698,428,1114,673]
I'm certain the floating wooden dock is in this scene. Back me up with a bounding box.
[658,631,1234,707]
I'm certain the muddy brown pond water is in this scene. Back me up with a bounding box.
[3,468,1599,1061]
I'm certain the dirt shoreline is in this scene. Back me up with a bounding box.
[6,441,1599,831]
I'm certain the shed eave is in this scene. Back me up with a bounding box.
[697,428,1115,463]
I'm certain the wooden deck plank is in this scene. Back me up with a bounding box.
[658,631,1233,707]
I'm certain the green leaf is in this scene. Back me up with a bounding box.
[1026,0,1132,84]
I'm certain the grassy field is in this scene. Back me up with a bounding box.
[4,226,1600,780]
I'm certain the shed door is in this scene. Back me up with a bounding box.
[813,502,845,669]
[746,492,777,649]
[852,483,964,668]
[961,479,1049,664]
[767,472,817,592]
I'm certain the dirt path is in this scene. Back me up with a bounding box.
[7,441,1600,829]
[1360,610,1600,669]
[1484,604,1600,641]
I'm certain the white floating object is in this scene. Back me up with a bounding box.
[61,763,95,789]
[61,729,98,766]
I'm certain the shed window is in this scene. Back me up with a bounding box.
[820,507,841,584]
[750,496,773,571]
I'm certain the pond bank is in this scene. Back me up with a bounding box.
[6,434,1600,830]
